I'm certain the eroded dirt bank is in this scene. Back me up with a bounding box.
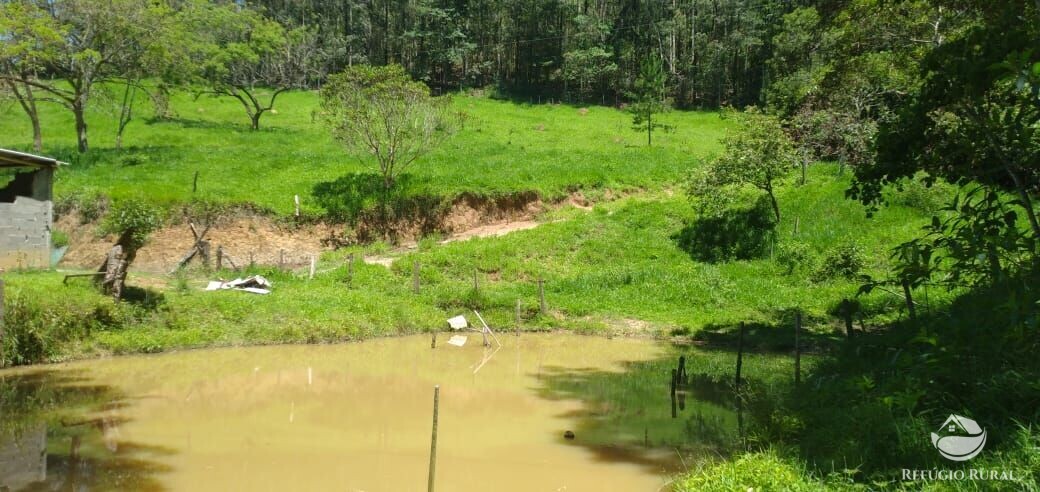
[57,191,595,272]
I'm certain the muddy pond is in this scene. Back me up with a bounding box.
[0,334,737,491]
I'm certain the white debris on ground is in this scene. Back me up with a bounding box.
[205,275,272,295]
[447,315,468,330]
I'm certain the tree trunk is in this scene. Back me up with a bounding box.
[250,113,261,131]
[767,189,781,222]
[647,111,652,146]
[73,99,89,152]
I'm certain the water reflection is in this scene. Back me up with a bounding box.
[1,335,738,491]
[0,370,171,491]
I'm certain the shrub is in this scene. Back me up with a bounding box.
[51,229,70,249]
[815,242,866,280]
[99,198,164,249]
[776,240,815,274]
[889,173,954,214]
[675,450,823,492]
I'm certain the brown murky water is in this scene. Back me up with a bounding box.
[0,334,734,491]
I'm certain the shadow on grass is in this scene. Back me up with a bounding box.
[0,370,174,490]
[672,200,776,263]
[121,285,166,310]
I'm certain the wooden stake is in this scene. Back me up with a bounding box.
[413,261,421,294]
[199,241,211,270]
[294,195,300,218]
[515,299,521,336]
[0,278,5,368]
[735,322,745,389]
[902,279,917,320]
[216,246,224,270]
[842,299,855,338]
[309,255,316,280]
[794,216,800,235]
[538,277,546,315]
[794,311,802,385]
[428,385,440,492]
[249,251,255,267]
[670,369,678,419]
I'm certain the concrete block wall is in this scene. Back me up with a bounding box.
[0,195,52,269]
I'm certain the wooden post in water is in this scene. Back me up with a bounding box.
[0,278,5,368]
[794,311,802,385]
[538,277,546,315]
[427,385,440,492]
[670,368,677,419]
[413,261,421,294]
[678,355,687,385]
[735,322,745,389]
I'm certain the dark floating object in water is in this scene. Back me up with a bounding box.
[563,431,575,440]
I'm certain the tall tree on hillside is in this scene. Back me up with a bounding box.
[0,1,63,152]
[628,56,668,146]
[185,2,327,130]
[318,64,459,193]
[0,0,162,153]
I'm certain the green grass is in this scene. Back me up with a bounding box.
[1,165,947,360]
[0,86,731,216]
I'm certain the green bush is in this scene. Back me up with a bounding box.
[675,451,824,492]
[99,198,164,248]
[51,229,70,249]
[776,240,815,274]
[814,242,866,280]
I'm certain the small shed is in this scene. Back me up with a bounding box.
[0,148,60,269]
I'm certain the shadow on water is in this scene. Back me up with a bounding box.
[0,370,173,491]
[532,351,745,476]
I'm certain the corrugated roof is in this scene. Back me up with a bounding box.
[0,148,63,169]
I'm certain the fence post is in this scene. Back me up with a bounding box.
[413,261,421,294]
[670,368,677,419]
[735,322,745,389]
[515,299,521,336]
[216,246,224,270]
[902,279,917,320]
[294,195,301,218]
[347,254,355,285]
[842,299,855,338]
[427,385,440,492]
[538,277,546,315]
[0,278,5,368]
[309,255,317,280]
[794,311,802,385]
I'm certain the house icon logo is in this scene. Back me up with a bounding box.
[931,414,986,461]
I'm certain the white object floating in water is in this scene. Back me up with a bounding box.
[447,335,468,347]
[447,315,468,330]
